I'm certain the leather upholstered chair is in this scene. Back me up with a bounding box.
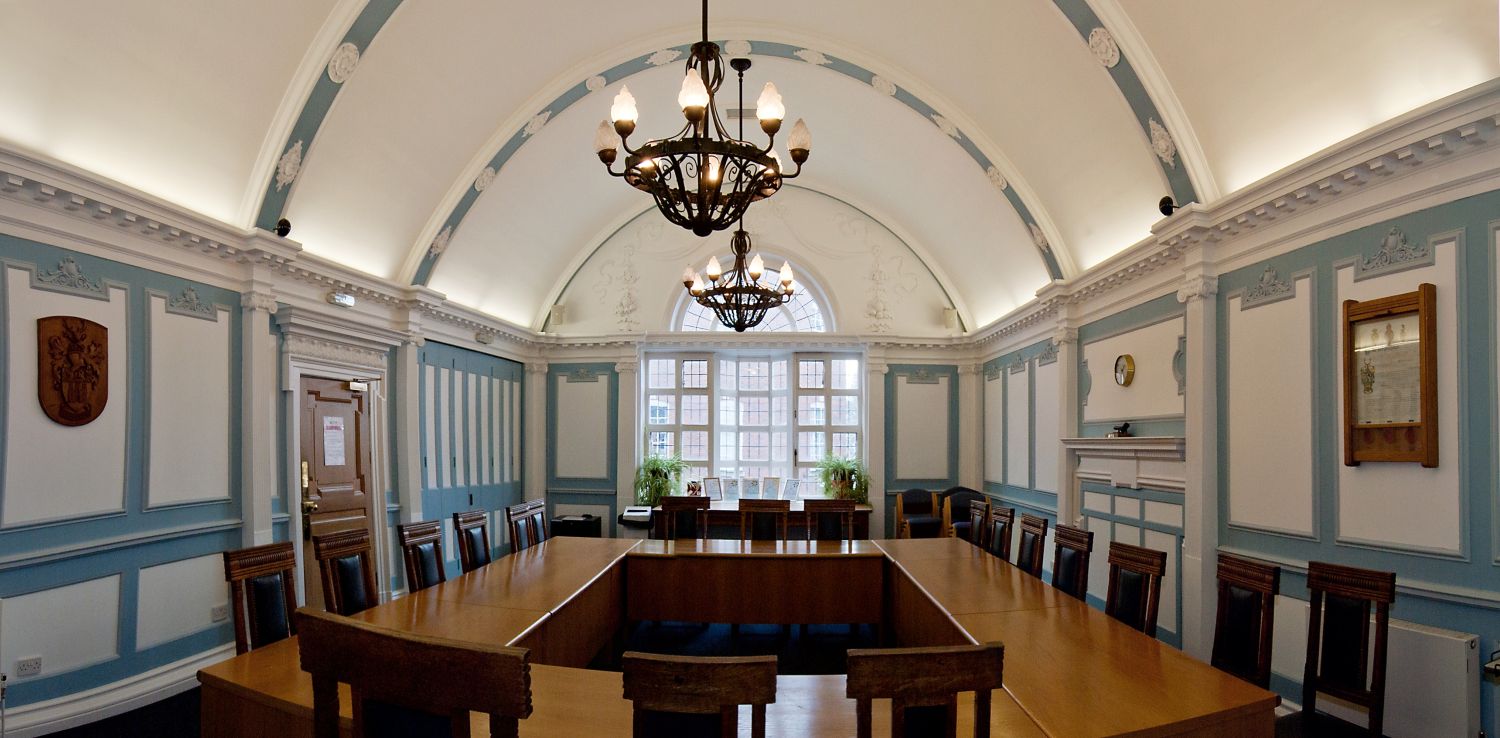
[622,652,778,738]
[298,608,533,738]
[1049,524,1093,601]
[804,498,856,542]
[1014,514,1049,577]
[965,500,990,549]
[312,528,379,616]
[941,487,987,542]
[397,520,447,593]
[222,541,298,654]
[659,495,710,540]
[845,643,1005,738]
[453,509,493,573]
[505,499,548,553]
[983,507,1015,562]
[1211,553,1280,688]
[738,499,790,541]
[895,489,941,538]
[1277,562,1396,737]
[1104,541,1167,637]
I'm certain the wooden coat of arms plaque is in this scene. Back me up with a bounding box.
[38,316,108,426]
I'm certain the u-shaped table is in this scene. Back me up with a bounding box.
[198,536,1275,736]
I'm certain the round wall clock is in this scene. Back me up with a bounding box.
[1114,354,1135,386]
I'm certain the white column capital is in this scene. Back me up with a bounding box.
[615,360,639,374]
[1176,275,1220,304]
[958,363,983,376]
[241,289,277,314]
[526,361,549,376]
[866,361,889,376]
[1053,327,1079,345]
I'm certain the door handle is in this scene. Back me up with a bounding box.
[302,498,319,514]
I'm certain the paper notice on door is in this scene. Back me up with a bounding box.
[322,416,346,466]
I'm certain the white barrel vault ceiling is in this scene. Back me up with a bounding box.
[0,0,1493,332]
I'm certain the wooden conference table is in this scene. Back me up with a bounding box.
[649,499,874,539]
[198,536,1275,737]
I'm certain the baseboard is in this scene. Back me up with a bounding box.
[0,644,233,737]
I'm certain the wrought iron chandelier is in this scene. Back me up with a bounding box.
[593,0,811,237]
[682,228,796,332]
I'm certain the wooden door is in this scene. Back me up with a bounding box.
[299,377,374,611]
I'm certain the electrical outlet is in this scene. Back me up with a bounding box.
[16,656,41,678]
[211,604,230,623]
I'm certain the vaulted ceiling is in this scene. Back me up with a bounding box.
[2,0,1494,331]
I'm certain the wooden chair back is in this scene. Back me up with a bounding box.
[222,541,298,654]
[983,507,1014,562]
[845,643,1005,738]
[966,500,990,548]
[1050,524,1093,601]
[895,489,940,538]
[1210,553,1280,688]
[659,495,710,540]
[505,499,548,553]
[804,498,856,542]
[312,528,379,616]
[1014,514,1049,577]
[454,509,493,573]
[940,488,986,541]
[738,499,791,542]
[1105,541,1167,637]
[397,520,447,593]
[1299,561,1396,736]
[621,652,778,738]
[297,608,532,738]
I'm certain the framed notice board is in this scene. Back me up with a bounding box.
[1342,283,1437,467]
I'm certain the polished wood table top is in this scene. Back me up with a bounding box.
[654,499,874,512]
[630,538,884,557]
[200,536,1275,737]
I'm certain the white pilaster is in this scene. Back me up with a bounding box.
[958,363,984,489]
[239,282,278,546]
[615,359,640,528]
[524,361,548,501]
[393,338,423,523]
[1177,269,1219,661]
[1052,325,1080,526]
[865,358,889,538]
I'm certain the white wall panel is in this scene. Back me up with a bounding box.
[3,268,128,526]
[1033,362,1060,492]
[1336,240,1459,553]
[136,554,227,649]
[147,296,231,507]
[453,371,468,487]
[983,374,1004,484]
[554,377,609,479]
[1082,316,1184,423]
[510,380,520,482]
[0,575,120,678]
[423,365,437,489]
[1005,369,1029,486]
[893,375,949,480]
[1226,282,1315,536]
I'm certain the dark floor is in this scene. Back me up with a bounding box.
[49,686,199,738]
[53,622,874,736]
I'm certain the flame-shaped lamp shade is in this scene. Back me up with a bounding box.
[611,86,638,123]
[706,256,723,281]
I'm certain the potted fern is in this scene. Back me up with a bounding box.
[634,453,688,506]
[815,454,869,503]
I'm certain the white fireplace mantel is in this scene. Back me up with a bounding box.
[1061,436,1186,492]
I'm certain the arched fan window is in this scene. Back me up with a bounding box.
[678,263,828,332]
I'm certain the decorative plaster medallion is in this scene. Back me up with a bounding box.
[1028,223,1051,254]
[166,286,216,319]
[34,256,106,297]
[585,75,607,92]
[473,166,497,192]
[1149,119,1177,168]
[1087,28,1120,68]
[903,368,940,385]
[523,111,551,137]
[647,49,682,66]
[275,141,303,192]
[428,225,453,257]
[1241,266,1293,308]
[793,49,831,66]
[870,75,897,97]
[986,166,1008,191]
[931,114,961,140]
[1037,340,1059,366]
[1356,226,1431,280]
[724,40,752,57]
[326,42,361,83]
